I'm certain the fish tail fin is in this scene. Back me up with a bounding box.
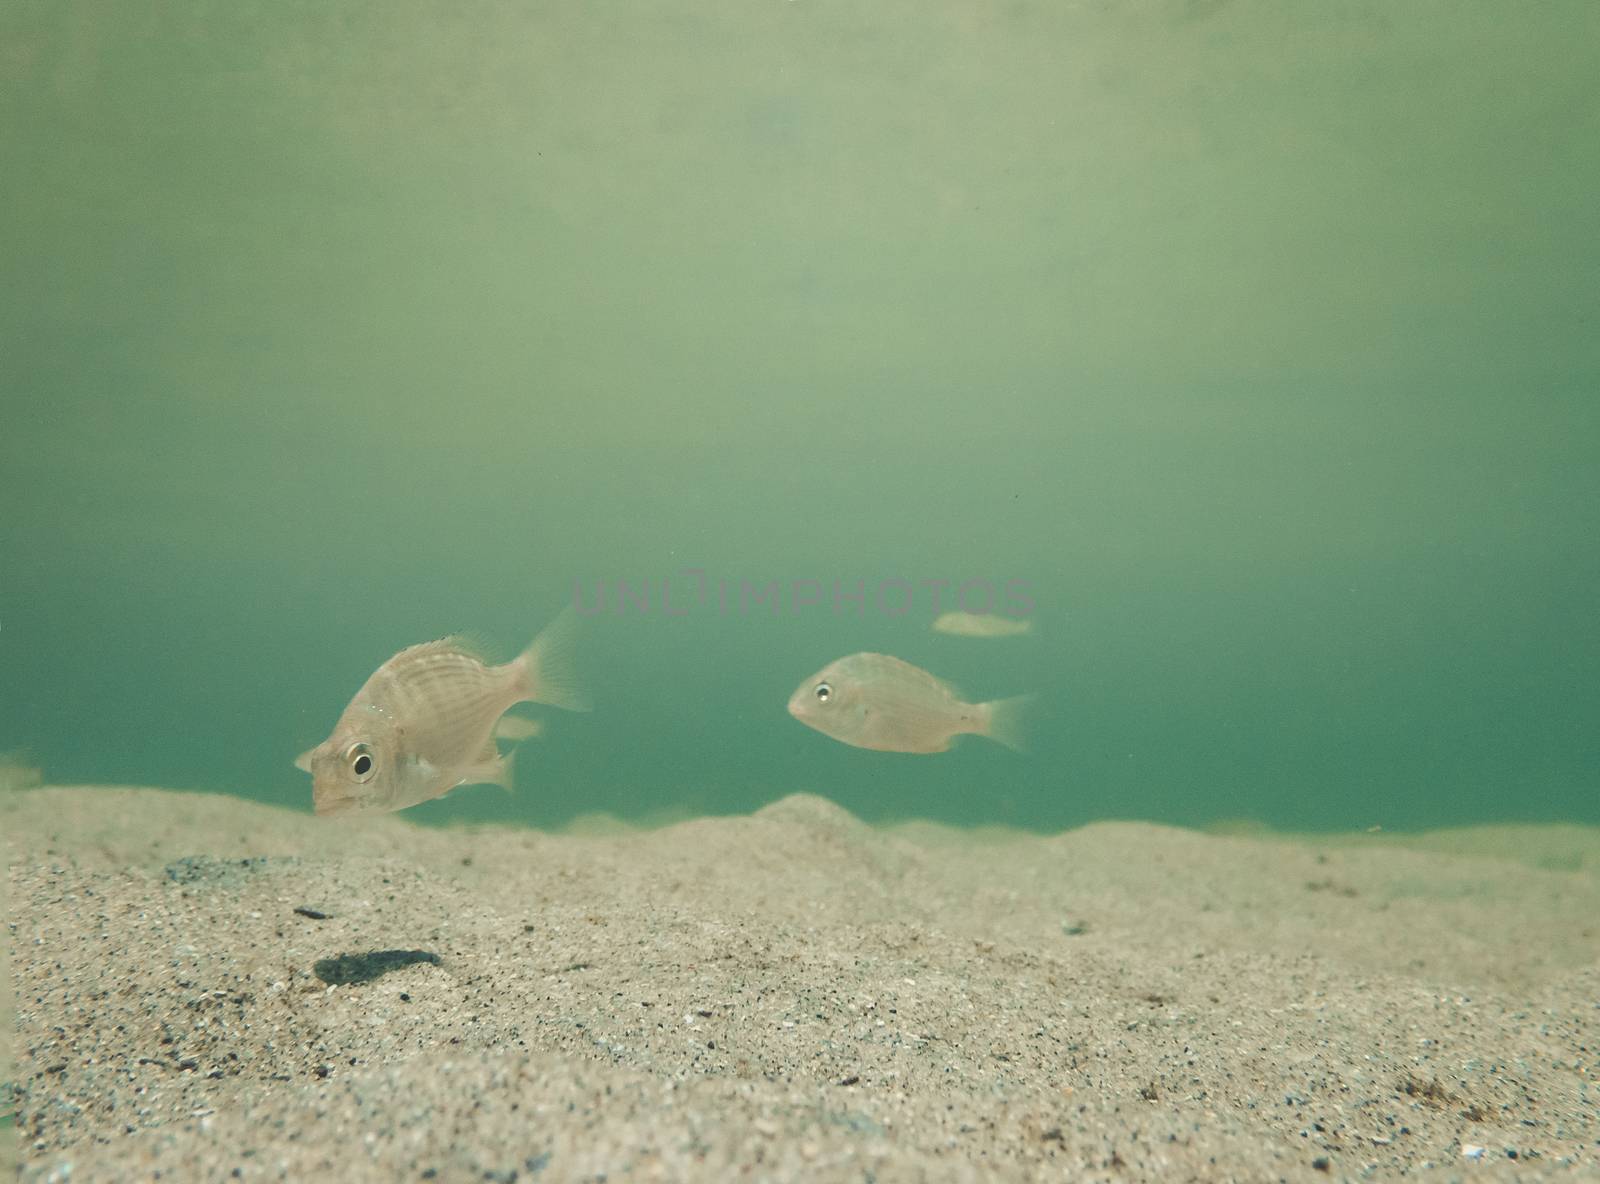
[980,693,1035,753]
[515,605,592,712]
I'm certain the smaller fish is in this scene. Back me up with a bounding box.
[787,652,1032,754]
[297,609,588,818]
[931,611,1034,639]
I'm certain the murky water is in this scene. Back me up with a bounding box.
[3,0,1597,833]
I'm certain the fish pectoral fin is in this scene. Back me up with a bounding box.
[457,737,515,794]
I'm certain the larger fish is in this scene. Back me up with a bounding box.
[786,652,1031,753]
[297,611,589,817]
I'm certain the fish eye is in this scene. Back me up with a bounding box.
[814,682,832,703]
[344,742,376,782]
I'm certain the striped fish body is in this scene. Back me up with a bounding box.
[297,612,588,817]
[787,652,1031,754]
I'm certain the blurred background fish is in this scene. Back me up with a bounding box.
[787,652,1032,754]
[931,611,1034,639]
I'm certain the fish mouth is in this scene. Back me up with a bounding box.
[785,689,812,722]
[312,784,367,818]
[786,674,824,718]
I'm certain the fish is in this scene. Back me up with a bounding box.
[297,609,589,817]
[931,611,1034,639]
[786,652,1031,753]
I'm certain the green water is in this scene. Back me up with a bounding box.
[2,0,1596,834]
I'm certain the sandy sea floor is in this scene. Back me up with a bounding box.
[3,786,1598,1182]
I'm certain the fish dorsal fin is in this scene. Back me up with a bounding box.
[438,632,502,665]
[385,637,485,667]
[917,662,966,702]
[380,636,502,682]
